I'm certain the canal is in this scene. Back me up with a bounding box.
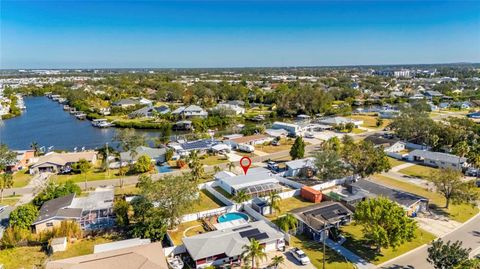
[0,97,167,150]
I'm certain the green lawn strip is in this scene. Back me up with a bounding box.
[0,195,21,207]
[387,157,407,168]
[371,174,479,222]
[186,189,226,214]
[114,184,140,196]
[12,169,33,188]
[51,237,113,260]
[0,246,47,269]
[341,223,436,265]
[168,220,204,246]
[266,196,314,220]
[213,186,233,198]
[200,155,229,166]
[51,168,122,184]
[291,235,354,269]
[398,165,438,179]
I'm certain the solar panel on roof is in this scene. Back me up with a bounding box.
[248,232,269,241]
[240,228,260,238]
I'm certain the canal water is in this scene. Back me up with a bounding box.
[0,97,166,151]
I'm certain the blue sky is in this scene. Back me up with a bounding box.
[1,0,479,68]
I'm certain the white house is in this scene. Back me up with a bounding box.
[172,105,208,118]
[271,121,303,136]
[215,167,282,197]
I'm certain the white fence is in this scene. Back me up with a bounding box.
[278,189,300,200]
[276,176,305,189]
[163,244,186,256]
[310,178,347,191]
[205,182,235,206]
[181,204,240,223]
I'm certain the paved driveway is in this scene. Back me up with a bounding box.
[263,250,316,269]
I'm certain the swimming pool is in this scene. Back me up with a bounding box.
[217,212,249,223]
[156,165,172,173]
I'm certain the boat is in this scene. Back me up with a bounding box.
[69,108,77,114]
[167,256,184,269]
[74,112,87,120]
[92,119,114,128]
[63,105,70,110]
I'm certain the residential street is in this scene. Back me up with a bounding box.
[379,213,480,269]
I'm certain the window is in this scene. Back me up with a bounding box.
[46,222,53,227]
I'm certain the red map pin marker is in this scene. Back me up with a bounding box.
[240,156,252,175]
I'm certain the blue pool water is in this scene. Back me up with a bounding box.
[156,165,172,173]
[217,212,249,223]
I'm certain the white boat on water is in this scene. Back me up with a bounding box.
[92,119,114,128]
[74,112,87,120]
[167,256,184,269]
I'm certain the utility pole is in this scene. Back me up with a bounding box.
[105,142,109,177]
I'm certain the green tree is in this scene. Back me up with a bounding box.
[228,161,235,172]
[267,191,281,214]
[242,239,267,269]
[289,137,305,160]
[345,122,355,133]
[376,118,384,128]
[321,137,341,153]
[0,144,17,171]
[354,197,417,251]
[114,199,130,228]
[114,128,146,152]
[427,239,471,269]
[9,204,39,230]
[314,150,350,180]
[0,173,13,202]
[32,180,81,208]
[342,141,391,177]
[74,158,92,190]
[429,169,479,209]
[233,189,251,203]
[165,149,174,161]
[187,150,204,182]
[155,123,172,145]
[277,213,298,234]
[453,141,470,160]
[133,155,153,174]
[269,255,285,269]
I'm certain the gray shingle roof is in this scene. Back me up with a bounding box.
[34,194,81,224]
[410,150,466,164]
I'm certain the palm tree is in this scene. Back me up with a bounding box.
[213,166,221,173]
[242,239,267,269]
[267,191,281,215]
[269,255,285,269]
[233,189,251,203]
[187,150,204,182]
[30,141,40,156]
[0,173,13,202]
[277,213,298,234]
[228,161,235,172]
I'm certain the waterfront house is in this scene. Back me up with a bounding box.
[292,201,353,242]
[182,220,285,268]
[408,150,467,170]
[8,149,35,172]
[46,242,168,269]
[212,103,245,115]
[111,98,140,108]
[171,105,208,118]
[317,117,363,128]
[29,151,97,174]
[224,134,273,149]
[215,167,282,197]
[128,105,170,118]
[33,187,114,233]
[171,139,219,156]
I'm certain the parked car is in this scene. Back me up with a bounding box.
[0,206,7,214]
[476,180,480,188]
[266,161,279,171]
[304,132,314,138]
[291,247,310,265]
[466,168,479,177]
[271,140,281,146]
[238,143,255,153]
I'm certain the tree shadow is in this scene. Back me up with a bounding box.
[340,232,383,263]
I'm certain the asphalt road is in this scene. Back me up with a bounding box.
[379,213,480,269]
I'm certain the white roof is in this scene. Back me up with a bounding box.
[217,167,279,190]
[94,238,151,253]
[286,157,316,170]
[70,188,114,211]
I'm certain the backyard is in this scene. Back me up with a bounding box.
[257,138,295,153]
[0,237,113,269]
[167,220,205,246]
[371,174,479,222]
[199,155,229,166]
[50,168,122,184]
[347,114,391,129]
[267,196,313,220]
[186,189,226,214]
[398,164,438,179]
[387,157,407,168]
[341,223,436,265]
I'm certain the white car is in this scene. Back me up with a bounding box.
[291,247,310,265]
[304,132,315,138]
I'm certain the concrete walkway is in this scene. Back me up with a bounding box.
[390,162,415,172]
[325,239,376,269]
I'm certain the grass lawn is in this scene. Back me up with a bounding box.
[341,223,436,265]
[267,196,314,220]
[0,195,21,207]
[168,220,204,246]
[351,128,365,134]
[371,174,479,222]
[12,169,33,188]
[347,115,391,129]
[51,168,121,184]
[258,138,294,153]
[291,235,354,269]
[51,237,113,260]
[186,189,225,214]
[398,164,438,179]
[387,157,407,168]
[213,186,233,198]
[200,155,229,166]
[0,237,113,269]
[114,184,140,196]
